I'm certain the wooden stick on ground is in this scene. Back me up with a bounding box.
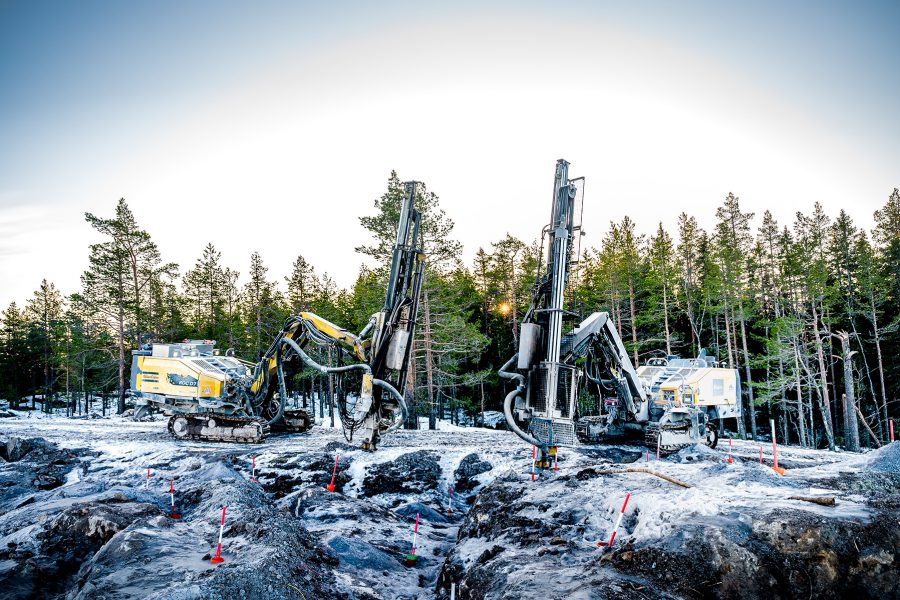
[587,467,693,488]
[788,495,836,506]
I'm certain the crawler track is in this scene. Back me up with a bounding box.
[167,413,269,443]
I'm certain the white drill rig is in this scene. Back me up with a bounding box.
[500,159,740,467]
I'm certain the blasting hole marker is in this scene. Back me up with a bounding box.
[656,433,661,462]
[597,492,631,549]
[168,479,181,519]
[447,485,453,515]
[251,455,256,482]
[145,468,150,491]
[210,505,227,564]
[404,512,420,566]
[531,446,536,481]
[727,437,734,464]
[326,453,339,492]
[759,447,763,464]
[770,419,785,475]
[891,420,895,443]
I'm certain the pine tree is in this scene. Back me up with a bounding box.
[647,223,676,356]
[241,252,284,358]
[183,243,225,339]
[793,203,836,449]
[0,303,30,406]
[285,255,316,314]
[76,237,131,414]
[675,213,706,355]
[714,193,755,437]
[24,279,64,411]
[85,199,175,347]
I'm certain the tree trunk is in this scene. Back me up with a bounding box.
[724,306,745,437]
[424,292,436,431]
[737,299,756,440]
[117,306,126,414]
[794,343,807,447]
[838,332,860,452]
[327,348,335,428]
[405,346,417,429]
[662,278,672,356]
[628,279,638,366]
[872,321,889,442]
[479,378,485,423]
[810,303,835,449]
[510,255,518,345]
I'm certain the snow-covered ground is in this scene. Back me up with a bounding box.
[0,413,897,599]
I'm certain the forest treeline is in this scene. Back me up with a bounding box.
[1,172,898,451]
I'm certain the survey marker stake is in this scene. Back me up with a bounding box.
[404,512,420,566]
[145,468,150,491]
[210,505,227,564]
[168,479,181,519]
[326,453,339,492]
[727,437,734,464]
[531,445,536,481]
[597,492,631,549]
[447,485,453,515]
[770,419,786,475]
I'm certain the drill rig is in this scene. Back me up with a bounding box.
[500,159,739,466]
[131,182,425,448]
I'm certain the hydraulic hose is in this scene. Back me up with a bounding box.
[280,336,403,431]
[504,387,541,447]
[279,336,372,377]
[373,378,409,433]
[499,353,542,447]
[268,347,287,426]
[498,354,525,387]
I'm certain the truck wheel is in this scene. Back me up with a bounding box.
[705,423,718,448]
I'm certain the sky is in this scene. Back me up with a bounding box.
[1,0,899,309]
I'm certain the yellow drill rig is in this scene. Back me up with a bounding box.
[130,182,425,447]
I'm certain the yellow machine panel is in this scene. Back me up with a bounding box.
[134,355,225,398]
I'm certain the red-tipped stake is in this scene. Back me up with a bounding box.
[770,419,785,475]
[326,453,339,492]
[447,485,453,515]
[210,505,227,564]
[726,437,734,464]
[250,455,256,483]
[145,468,150,491]
[890,419,895,443]
[404,512,420,566]
[530,446,536,481]
[759,447,763,465]
[656,433,661,462]
[597,492,631,549]
[169,479,181,519]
